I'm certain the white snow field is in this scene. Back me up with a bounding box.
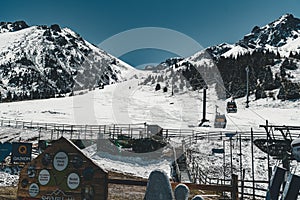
[0,74,299,191]
[0,76,299,130]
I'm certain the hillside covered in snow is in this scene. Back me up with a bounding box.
[145,14,300,102]
[0,21,135,102]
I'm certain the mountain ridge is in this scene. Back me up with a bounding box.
[144,14,300,101]
[0,21,136,102]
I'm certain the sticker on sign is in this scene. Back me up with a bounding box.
[28,183,39,197]
[53,152,68,171]
[67,173,80,189]
[38,169,50,186]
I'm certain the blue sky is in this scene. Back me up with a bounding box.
[1,0,300,68]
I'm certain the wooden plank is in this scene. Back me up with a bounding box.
[171,182,233,192]
[108,179,148,186]
[108,178,233,192]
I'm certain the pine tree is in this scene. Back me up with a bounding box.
[163,87,168,93]
[155,83,161,91]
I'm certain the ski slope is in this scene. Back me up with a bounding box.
[0,78,299,131]
[0,76,300,186]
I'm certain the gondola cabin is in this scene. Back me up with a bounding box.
[214,114,227,128]
[227,101,237,113]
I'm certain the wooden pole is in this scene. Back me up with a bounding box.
[245,66,249,108]
[266,120,271,183]
[241,168,245,200]
[70,125,73,139]
[230,137,233,177]
[251,128,255,199]
[223,140,226,185]
[239,133,243,180]
[38,127,41,140]
[239,133,244,199]
[231,174,239,200]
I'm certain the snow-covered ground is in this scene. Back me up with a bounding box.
[0,75,299,189]
[1,77,299,130]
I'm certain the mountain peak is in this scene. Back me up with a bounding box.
[270,13,299,28]
[238,14,300,48]
[278,13,295,22]
[0,21,29,33]
[0,21,135,101]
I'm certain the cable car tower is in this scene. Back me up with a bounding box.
[199,86,209,127]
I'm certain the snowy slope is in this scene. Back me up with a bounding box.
[172,14,300,102]
[0,79,299,186]
[1,15,300,189]
[0,78,299,131]
[0,21,136,101]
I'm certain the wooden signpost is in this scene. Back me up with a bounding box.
[17,137,108,200]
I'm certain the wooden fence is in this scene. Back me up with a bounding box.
[179,130,297,200]
[1,118,298,199]
[108,175,239,200]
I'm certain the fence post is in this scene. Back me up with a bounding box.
[85,125,87,139]
[192,157,195,183]
[196,163,199,183]
[98,125,101,139]
[241,168,245,200]
[231,174,238,200]
[91,128,93,139]
[223,140,226,185]
[70,125,73,139]
[38,127,41,140]
[251,128,255,199]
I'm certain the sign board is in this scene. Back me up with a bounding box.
[67,173,80,189]
[41,189,75,200]
[53,151,68,171]
[28,183,39,197]
[0,142,12,162]
[147,124,163,136]
[212,148,225,154]
[17,137,108,200]
[12,142,32,163]
[225,133,236,138]
[38,169,50,185]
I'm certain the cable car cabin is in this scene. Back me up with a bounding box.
[214,114,227,128]
[227,101,237,113]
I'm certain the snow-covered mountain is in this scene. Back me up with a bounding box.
[0,21,136,101]
[144,14,300,101]
[240,14,300,51]
[198,14,300,59]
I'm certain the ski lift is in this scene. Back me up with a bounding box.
[226,100,237,113]
[214,114,227,128]
[214,105,227,128]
